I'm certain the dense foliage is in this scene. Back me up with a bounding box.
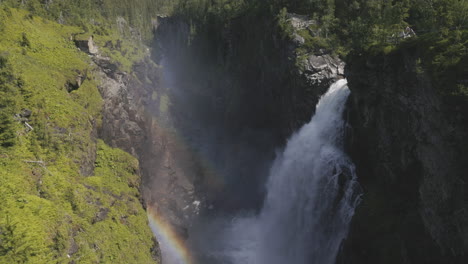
[0,7,157,263]
[166,0,467,97]
[1,0,466,53]
[165,0,468,52]
[0,56,20,148]
[0,0,170,42]
[0,0,466,263]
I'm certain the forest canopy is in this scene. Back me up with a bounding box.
[0,0,466,52]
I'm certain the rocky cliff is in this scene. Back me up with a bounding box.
[85,10,468,264]
[339,43,468,263]
[95,43,204,239]
[0,8,159,263]
[90,11,346,248]
[86,11,347,254]
[50,5,468,264]
[152,12,345,217]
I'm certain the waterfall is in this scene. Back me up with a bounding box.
[189,79,362,264]
[255,78,362,264]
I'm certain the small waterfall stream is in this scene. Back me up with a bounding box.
[189,79,362,264]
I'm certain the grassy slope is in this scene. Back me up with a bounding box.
[0,8,156,264]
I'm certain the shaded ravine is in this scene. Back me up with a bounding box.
[187,79,362,264]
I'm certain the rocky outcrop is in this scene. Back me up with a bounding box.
[287,13,316,30]
[302,54,344,87]
[287,13,345,89]
[74,35,99,55]
[339,47,468,263]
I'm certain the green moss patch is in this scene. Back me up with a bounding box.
[0,7,157,264]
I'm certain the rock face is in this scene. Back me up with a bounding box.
[95,55,145,158]
[153,12,345,217]
[87,9,468,264]
[93,42,201,241]
[339,48,468,263]
[89,10,468,264]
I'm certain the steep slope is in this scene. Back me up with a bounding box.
[0,8,158,263]
[2,1,467,264]
[340,36,468,263]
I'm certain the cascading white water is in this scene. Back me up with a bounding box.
[189,79,362,264]
[255,78,362,264]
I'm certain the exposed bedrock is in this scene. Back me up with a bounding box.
[339,47,468,264]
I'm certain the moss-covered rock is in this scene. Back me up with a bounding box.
[0,7,158,264]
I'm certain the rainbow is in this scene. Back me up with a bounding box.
[144,93,225,264]
[147,205,193,264]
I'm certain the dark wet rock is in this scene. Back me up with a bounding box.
[338,48,468,264]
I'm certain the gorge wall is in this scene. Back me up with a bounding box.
[93,7,468,264]
[152,12,344,214]
[339,45,468,263]
[97,10,346,262]
[2,1,468,263]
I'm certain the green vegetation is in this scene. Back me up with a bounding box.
[2,0,461,68]
[93,32,148,73]
[0,0,466,262]
[0,0,156,73]
[0,56,20,148]
[0,0,165,42]
[73,141,156,264]
[174,0,251,21]
[394,30,468,106]
[0,7,157,264]
[166,0,467,99]
[159,0,467,54]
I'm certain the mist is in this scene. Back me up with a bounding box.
[143,14,354,264]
